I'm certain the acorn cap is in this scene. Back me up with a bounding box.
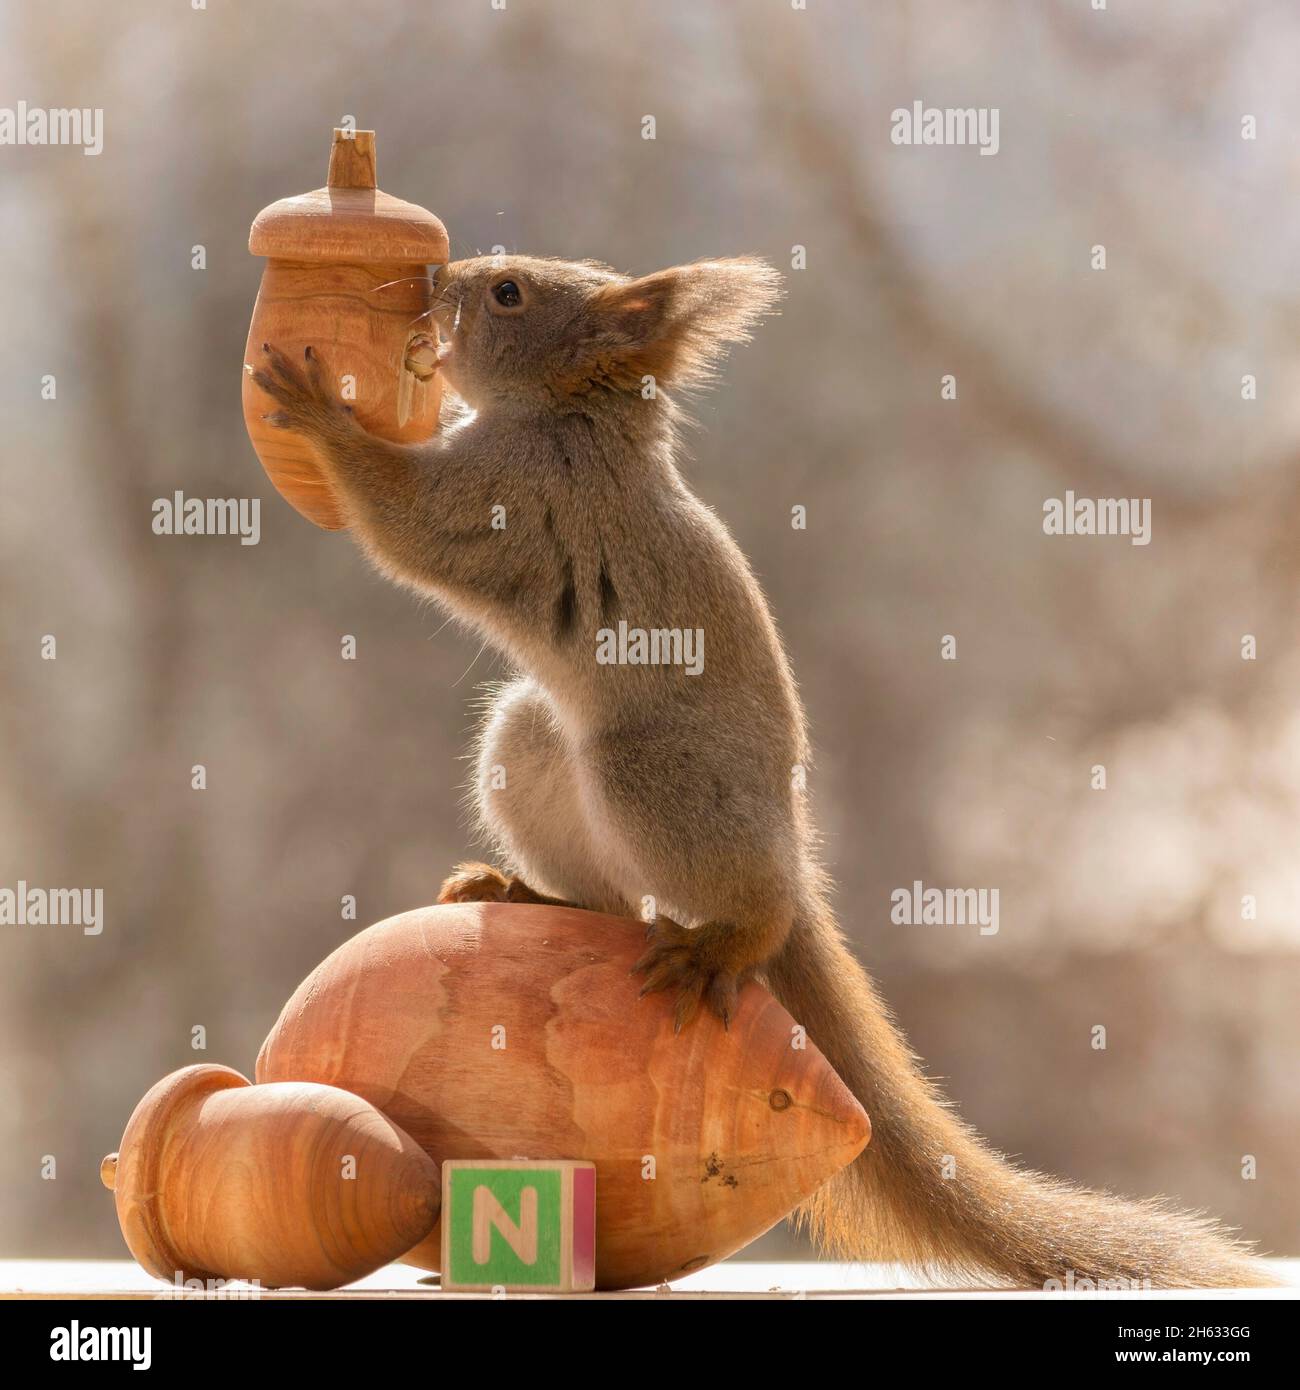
[105,1063,249,1282]
[249,129,449,264]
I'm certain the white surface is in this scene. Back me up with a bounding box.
[2,1259,1296,1298]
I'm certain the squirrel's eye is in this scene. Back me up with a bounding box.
[493,280,522,308]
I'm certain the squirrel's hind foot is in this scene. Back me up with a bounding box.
[437,862,575,909]
[633,917,745,1032]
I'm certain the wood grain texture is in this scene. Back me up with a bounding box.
[256,903,871,1291]
[103,1064,440,1290]
[326,128,378,192]
[248,186,448,264]
[243,128,448,530]
[250,128,448,262]
[241,258,442,529]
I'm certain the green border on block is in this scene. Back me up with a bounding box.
[447,1167,563,1287]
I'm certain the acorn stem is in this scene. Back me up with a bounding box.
[327,128,377,190]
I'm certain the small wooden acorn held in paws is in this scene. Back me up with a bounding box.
[241,128,449,530]
[100,1064,441,1290]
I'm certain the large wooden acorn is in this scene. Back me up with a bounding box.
[100,1064,440,1290]
[104,904,870,1291]
[258,903,871,1290]
[241,128,448,530]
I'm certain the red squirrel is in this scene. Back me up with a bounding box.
[252,253,1270,1288]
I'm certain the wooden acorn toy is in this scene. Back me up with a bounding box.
[257,902,872,1291]
[241,127,448,530]
[100,1064,440,1290]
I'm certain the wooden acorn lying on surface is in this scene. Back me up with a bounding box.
[102,903,871,1292]
[101,1064,441,1290]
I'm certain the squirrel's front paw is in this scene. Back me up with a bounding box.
[248,343,355,441]
[633,917,745,1032]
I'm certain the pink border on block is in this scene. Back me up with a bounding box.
[572,1166,596,1289]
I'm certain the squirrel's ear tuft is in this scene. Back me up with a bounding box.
[582,257,782,392]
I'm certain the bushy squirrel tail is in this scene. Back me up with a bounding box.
[764,900,1274,1289]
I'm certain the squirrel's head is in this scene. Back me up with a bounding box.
[430,254,781,409]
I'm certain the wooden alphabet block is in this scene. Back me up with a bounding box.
[440,1159,596,1293]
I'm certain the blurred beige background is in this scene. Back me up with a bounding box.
[1,0,1297,1261]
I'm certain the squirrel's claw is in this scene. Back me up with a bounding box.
[251,343,351,439]
[633,916,742,1030]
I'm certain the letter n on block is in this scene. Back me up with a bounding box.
[441,1159,596,1292]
